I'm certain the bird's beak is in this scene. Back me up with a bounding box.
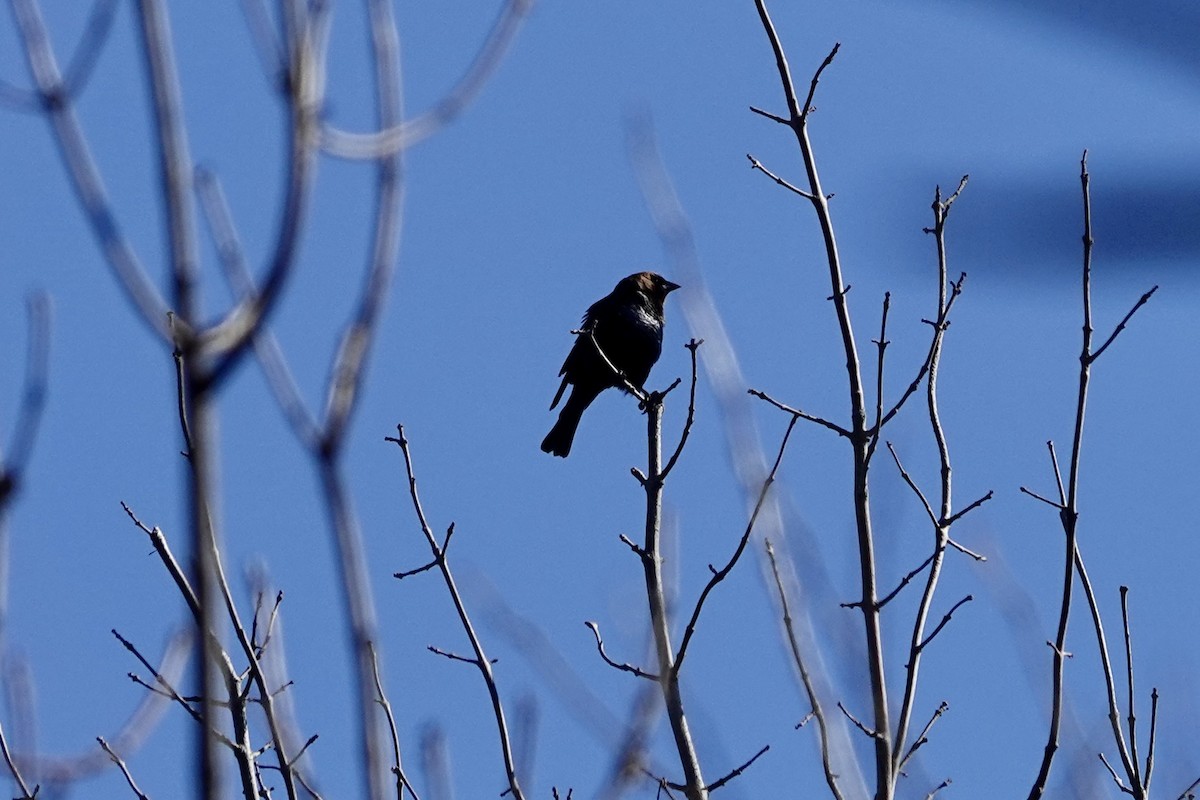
[664,280,681,294]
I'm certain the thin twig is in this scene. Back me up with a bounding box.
[368,642,418,800]
[915,595,972,653]
[897,701,948,771]
[97,737,152,800]
[702,745,769,792]
[765,540,844,800]
[0,718,37,799]
[674,415,797,672]
[584,622,657,680]
[661,339,704,479]
[747,389,850,438]
[389,428,525,800]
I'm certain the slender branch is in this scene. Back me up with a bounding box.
[702,745,769,792]
[97,738,151,800]
[674,415,797,672]
[885,442,937,526]
[1099,752,1132,795]
[1074,546,1137,789]
[915,595,972,653]
[944,490,993,526]
[897,701,948,772]
[0,718,37,799]
[924,779,952,800]
[0,293,52,508]
[389,427,525,800]
[750,5,891,793]
[662,339,704,479]
[747,389,850,438]
[1176,775,1200,800]
[1019,486,1064,510]
[1144,688,1158,793]
[872,553,934,611]
[10,0,173,340]
[837,702,880,740]
[1089,287,1158,363]
[1120,587,1142,790]
[1026,150,1152,800]
[638,396,707,800]
[870,292,891,453]
[584,622,658,681]
[320,0,534,157]
[765,540,844,800]
[746,154,816,201]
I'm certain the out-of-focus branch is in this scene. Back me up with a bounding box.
[201,4,328,389]
[9,0,174,340]
[0,294,51,515]
[2,0,117,110]
[320,0,535,158]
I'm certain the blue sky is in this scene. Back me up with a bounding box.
[1,1,1198,798]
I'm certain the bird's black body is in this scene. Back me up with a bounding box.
[541,272,679,457]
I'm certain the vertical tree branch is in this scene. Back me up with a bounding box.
[640,396,707,800]
[892,178,968,774]
[749,5,891,795]
[1025,152,1154,800]
[389,427,525,800]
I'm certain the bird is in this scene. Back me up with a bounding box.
[541,271,680,457]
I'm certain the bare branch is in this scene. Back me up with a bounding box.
[10,0,174,339]
[674,415,797,672]
[389,427,525,800]
[1,294,52,508]
[1089,286,1158,363]
[872,553,934,611]
[944,490,994,526]
[915,595,972,653]
[885,442,937,526]
[703,744,769,792]
[584,622,658,681]
[897,701,948,772]
[837,702,880,740]
[97,737,151,800]
[765,540,844,800]
[1019,486,1064,510]
[661,339,704,479]
[321,0,535,157]
[0,718,37,799]
[747,389,850,438]
[745,154,816,201]
[1099,752,1133,796]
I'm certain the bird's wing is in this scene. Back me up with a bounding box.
[549,375,569,410]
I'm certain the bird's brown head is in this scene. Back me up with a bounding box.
[617,271,680,310]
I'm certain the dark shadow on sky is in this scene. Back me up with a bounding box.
[923,0,1200,79]
[957,170,1200,278]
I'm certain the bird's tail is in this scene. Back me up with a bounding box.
[540,395,587,457]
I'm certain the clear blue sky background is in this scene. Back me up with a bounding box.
[1,1,1198,798]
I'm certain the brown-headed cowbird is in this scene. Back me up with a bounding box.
[541,271,680,457]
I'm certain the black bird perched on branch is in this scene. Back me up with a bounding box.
[541,271,680,458]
